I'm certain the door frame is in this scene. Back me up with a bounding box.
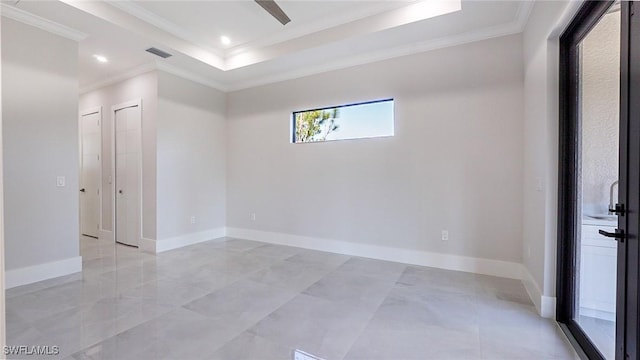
[620,1,639,358]
[1,13,6,355]
[111,99,143,247]
[79,107,103,239]
[557,1,632,359]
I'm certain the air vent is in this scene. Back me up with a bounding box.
[146,47,172,59]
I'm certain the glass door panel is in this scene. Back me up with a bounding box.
[575,4,620,359]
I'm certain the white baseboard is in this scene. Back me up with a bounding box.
[540,295,557,318]
[521,266,556,318]
[5,256,83,289]
[99,229,114,242]
[139,237,156,254]
[140,227,226,254]
[226,227,524,280]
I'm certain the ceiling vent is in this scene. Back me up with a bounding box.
[146,47,172,59]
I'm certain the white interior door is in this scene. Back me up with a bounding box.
[114,104,141,247]
[80,110,101,238]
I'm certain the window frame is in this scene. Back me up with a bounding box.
[291,98,394,144]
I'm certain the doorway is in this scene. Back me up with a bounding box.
[80,108,102,238]
[112,100,142,247]
[558,1,639,359]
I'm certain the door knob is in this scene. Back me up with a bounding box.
[598,229,625,242]
[80,188,86,192]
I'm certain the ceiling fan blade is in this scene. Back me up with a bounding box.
[255,0,291,25]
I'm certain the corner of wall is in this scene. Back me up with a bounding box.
[141,228,226,254]
[521,264,556,318]
[520,0,581,320]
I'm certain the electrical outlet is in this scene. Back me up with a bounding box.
[190,216,196,224]
[535,177,543,192]
[250,213,256,221]
[441,230,449,241]
[56,176,66,187]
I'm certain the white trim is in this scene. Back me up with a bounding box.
[78,2,534,94]
[155,62,228,92]
[107,1,223,57]
[140,228,226,254]
[227,227,524,280]
[139,237,156,254]
[514,1,535,31]
[80,107,102,117]
[0,3,88,42]
[541,295,557,319]
[98,229,114,242]
[80,62,228,95]
[521,266,543,314]
[521,266,556,318]
[227,15,529,92]
[111,99,143,247]
[80,63,156,94]
[229,0,460,56]
[79,106,103,239]
[0,12,5,354]
[5,256,82,289]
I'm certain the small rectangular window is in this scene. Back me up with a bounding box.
[291,99,394,143]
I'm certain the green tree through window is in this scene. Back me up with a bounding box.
[294,108,340,142]
[292,99,394,143]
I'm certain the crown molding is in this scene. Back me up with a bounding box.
[155,62,228,92]
[79,63,157,94]
[81,1,532,94]
[227,14,526,92]
[0,3,88,41]
[514,1,535,32]
[80,61,228,95]
[107,1,223,57]
[225,1,409,57]
[224,0,462,70]
[106,0,406,60]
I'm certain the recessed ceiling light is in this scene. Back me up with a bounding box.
[93,54,108,63]
[220,36,231,45]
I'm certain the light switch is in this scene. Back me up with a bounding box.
[56,176,66,187]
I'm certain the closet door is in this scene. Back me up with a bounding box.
[114,103,141,247]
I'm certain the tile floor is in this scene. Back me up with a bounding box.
[4,237,578,360]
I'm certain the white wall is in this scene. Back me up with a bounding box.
[80,71,226,252]
[522,0,581,316]
[1,18,80,280]
[227,34,524,267]
[156,71,226,245]
[79,71,158,241]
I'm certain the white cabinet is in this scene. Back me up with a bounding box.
[579,223,617,321]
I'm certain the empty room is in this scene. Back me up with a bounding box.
[0,0,638,359]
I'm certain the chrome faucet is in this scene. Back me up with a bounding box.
[609,180,619,214]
